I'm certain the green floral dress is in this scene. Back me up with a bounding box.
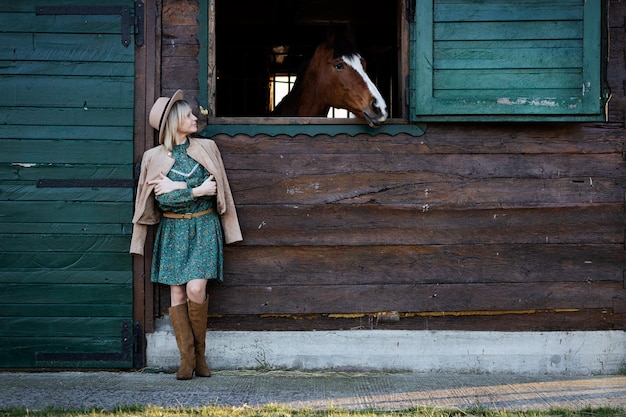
[151,140,223,285]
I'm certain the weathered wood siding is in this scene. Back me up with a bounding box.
[155,0,626,331]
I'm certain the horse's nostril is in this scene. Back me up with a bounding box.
[373,98,390,118]
[372,101,382,115]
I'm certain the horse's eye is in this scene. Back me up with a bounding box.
[334,63,344,70]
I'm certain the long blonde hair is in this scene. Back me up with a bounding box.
[162,100,193,151]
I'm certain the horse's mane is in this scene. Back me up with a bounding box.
[330,31,360,59]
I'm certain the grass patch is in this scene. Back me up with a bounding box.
[0,405,625,417]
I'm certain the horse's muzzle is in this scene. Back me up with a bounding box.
[364,103,388,127]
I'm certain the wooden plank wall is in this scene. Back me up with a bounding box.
[0,0,135,368]
[157,0,626,331]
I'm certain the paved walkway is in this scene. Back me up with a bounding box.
[1,371,626,411]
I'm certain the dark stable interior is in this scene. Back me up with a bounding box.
[215,0,400,117]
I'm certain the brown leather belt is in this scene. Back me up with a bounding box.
[162,208,213,219]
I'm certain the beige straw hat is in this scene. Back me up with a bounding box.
[148,89,184,144]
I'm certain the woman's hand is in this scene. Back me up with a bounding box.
[192,175,217,197]
[147,172,187,196]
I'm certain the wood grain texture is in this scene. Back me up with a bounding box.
[154,0,626,333]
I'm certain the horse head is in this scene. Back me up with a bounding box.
[272,31,388,127]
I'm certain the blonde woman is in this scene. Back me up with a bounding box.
[131,90,242,379]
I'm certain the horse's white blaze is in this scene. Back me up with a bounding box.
[343,54,388,118]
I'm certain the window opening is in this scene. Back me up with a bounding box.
[209,0,402,123]
[269,74,296,113]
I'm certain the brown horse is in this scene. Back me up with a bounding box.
[272,32,388,127]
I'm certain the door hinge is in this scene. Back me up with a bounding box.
[134,1,144,47]
[36,2,144,47]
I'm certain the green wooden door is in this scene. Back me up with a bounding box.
[0,0,136,368]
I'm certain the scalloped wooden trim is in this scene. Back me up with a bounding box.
[200,123,427,138]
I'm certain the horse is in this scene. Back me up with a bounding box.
[271,31,388,127]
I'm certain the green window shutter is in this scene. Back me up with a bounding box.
[411,0,606,122]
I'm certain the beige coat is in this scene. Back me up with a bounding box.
[130,137,242,256]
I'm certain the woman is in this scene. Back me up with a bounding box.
[130,90,242,380]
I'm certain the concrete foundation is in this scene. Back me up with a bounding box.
[146,317,626,375]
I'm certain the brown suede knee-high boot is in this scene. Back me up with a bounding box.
[188,299,211,377]
[168,303,196,380]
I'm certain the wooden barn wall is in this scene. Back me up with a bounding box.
[154,0,626,331]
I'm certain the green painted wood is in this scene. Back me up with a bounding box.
[433,89,583,101]
[1,185,133,202]
[0,303,132,317]
[412,0,605,121]
[0,165,132,182]
[1,109,132,126]
[0,235,132,252]
[0,0,135,369]
[0,271,131,285]
[581,0,603,116]
[0,222,131,235]
[1,0,116,13]
[0,286,132,307]
[0,76,134,107]
[1,318,132,338]
[435,69,581,91]
[434,21,583,41]
[0,335,131,369]
[0,13,123,33]
[201,123,427,138]
[0,61,133,77]
[434,41,582,70]
[0,253,132,272]
[435,2,583,22]
[0,34,134,61]
[0,125,133,140]
[0,201,132,223]
[2,140,132,163]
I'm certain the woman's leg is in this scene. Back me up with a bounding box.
[168,284,195,379]
[186,279,211,377]
[170,284,187,306]
[185,279,207,304]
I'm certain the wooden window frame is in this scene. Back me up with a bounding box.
[197,1,428,138]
